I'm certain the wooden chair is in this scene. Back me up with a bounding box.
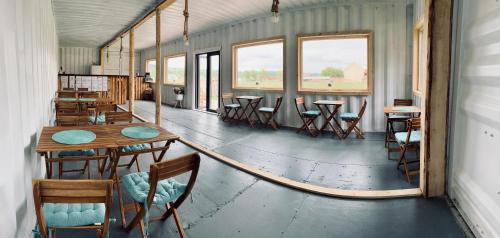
[62,88,74,91]
[385,99,413,147]
[258,96,283,130]
[105,111,133,124]
[56,112,89,126]
[119,153,200,238]
[80,91,100,98]
[395,118,421,183]
[77,87,89,91]
[48,155,109,179]
[90,104,118,125]
[55,101,79,116]
[340,99,368,139]
[294,97,321,137]
[32,179,113,238]
[58,91,77,98]
[221,93,242,122]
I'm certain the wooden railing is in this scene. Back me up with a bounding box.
[57,74,151,104]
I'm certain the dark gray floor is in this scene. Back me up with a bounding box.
[55,101,468,237]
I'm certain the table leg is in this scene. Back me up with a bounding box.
[246,99,262,128]
[330,105,344,139]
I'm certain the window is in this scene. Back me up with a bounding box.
[232,37,284,90]
[164,54,186,86]
[145,59,157,82]
[413,19,426,95]
[298,32,373,94]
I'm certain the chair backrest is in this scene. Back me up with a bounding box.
[56,101,79,114]
[294,97,307,114]
[105,111,133,124]
[403,117,421,145]
[32,179,113,238]
[77,88,89,91]
[80,92,99,98]
[56,112,89,126]
[145,153,201,208]
[394,99,413,106]
[96,104,118,114]
[58,91,77,98]
[62,88,74,91]
[272,96,283,113]
[221,93,234,107]
[357,99,368,118]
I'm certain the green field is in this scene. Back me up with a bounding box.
[302,80,367,90]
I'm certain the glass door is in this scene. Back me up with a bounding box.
[195,51,220,112]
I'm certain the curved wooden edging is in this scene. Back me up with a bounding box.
[119,105,422,199]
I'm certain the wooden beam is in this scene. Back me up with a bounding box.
[129,29,135,113]
[423,0,453,197]
[99,48,104,74]
[155,8,162,125]
[116,104,423,199]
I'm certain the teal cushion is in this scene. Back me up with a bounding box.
[340,112,359,120]
[224,103,241,109]
[258,107,274,113]
[388,115,411,120]
[122,172,186,205]
[395,130,421,144]
[302,110,320,117]
[59,149,95,157]
[43,203,105,227]
[88,115,106,124]
[121,144,151,153]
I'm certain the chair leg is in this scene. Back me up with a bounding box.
[172,207,186,238]
[134,202,146,238]
[58,162,63,179]
[116,176,127,228]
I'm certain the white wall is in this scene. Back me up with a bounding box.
[448,0,500,237]
[138,1,413,131]
[0,0,59,237]
[59,47,99,74]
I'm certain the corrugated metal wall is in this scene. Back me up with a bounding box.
[0,0,59,237]
[139,2,412,131]
[448,0,500,237]
[59,47,99,74]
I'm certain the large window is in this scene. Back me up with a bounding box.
[145,59,157,82]
[413,19,426,95]
[298,32,373,94]
[164,54,186,86]
[232,37,284,90]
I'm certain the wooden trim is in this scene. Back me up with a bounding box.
[413,18,426,96]
[422,0,453,197]
[231,36,286,91]
[163,53,187,87]
[129,29,135,113]
[155,8,162,125]
[122,106,423,199]
[297,31,373,95]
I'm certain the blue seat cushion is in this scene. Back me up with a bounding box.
[258,107,274,113]
[395,130,421,144]
[121,144,151,153]
[302,110,320,117]
[122,172,186,205]
[340,112,359,120]
[388,115,411,120]
[88,115,106,124]
[224,103,241,109]
[43,203,105,227]
[58,149,95,157]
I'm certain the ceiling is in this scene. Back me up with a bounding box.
[54,0,405,49]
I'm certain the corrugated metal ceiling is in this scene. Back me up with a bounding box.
[54,0,405,49]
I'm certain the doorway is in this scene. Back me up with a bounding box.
[195,51,220,112]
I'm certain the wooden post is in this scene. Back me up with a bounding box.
[129,29,135,113]
[155,9,161,125]
[422,0,453,197]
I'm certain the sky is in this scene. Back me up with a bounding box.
[237,42,283,72]
[303,38,368,74]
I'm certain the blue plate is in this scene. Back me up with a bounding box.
[59,97,77,102]
[52,130,96,145]
[121,126,160,139]
[79,98,97,102]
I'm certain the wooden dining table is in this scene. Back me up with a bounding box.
[313,100,345,139]
[235,95,263,128]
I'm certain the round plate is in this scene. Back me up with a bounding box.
[121,126,160,139]
[52,130,96,145]
[79,98,97,102]
[59,97,77,102]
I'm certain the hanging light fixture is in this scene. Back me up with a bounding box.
[271,0,280,23]
[183,0,189,46]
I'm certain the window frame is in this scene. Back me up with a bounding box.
[231,36,286,91]
[297,31,373,95]
[145,59,157,82]
[412,19,426,96]
[163,53,187,87]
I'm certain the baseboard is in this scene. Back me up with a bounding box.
[450,174,500,237]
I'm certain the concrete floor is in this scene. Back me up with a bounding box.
[55,100,468,237]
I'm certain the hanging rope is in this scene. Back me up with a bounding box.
[271,0,280,23]
[183,0,189,45]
